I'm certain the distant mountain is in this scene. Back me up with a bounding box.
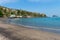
[52,15,58,17]
[0,6,47,18]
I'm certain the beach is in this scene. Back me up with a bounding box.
[0,19,60,40]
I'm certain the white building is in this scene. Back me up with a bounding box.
[10,15,16,18]
[27,16,31,18]
[17,16,22,18]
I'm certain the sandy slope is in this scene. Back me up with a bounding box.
[0,21,60,40]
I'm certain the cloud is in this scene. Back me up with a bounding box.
[0,0,18,4]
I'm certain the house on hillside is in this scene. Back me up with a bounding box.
[3,8,5,10]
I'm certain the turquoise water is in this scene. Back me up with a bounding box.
[8,17,60,34]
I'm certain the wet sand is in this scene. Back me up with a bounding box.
[0,20,60,40]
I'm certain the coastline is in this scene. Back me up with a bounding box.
[0,18,60,40]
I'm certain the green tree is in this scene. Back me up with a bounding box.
[0,10,3,17]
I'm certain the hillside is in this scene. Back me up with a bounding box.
[0,6,47,18]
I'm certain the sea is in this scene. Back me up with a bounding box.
[7,17,60,34]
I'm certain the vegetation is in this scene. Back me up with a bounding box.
[0,10,3,17]
[0,6,47,18]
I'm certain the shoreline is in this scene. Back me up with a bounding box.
[0,18,60,40]
[5,19,60,35]
[6,18,60,35]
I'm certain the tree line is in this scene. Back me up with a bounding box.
[0,6,47,18]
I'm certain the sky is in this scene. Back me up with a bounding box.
[0,0,60,17]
